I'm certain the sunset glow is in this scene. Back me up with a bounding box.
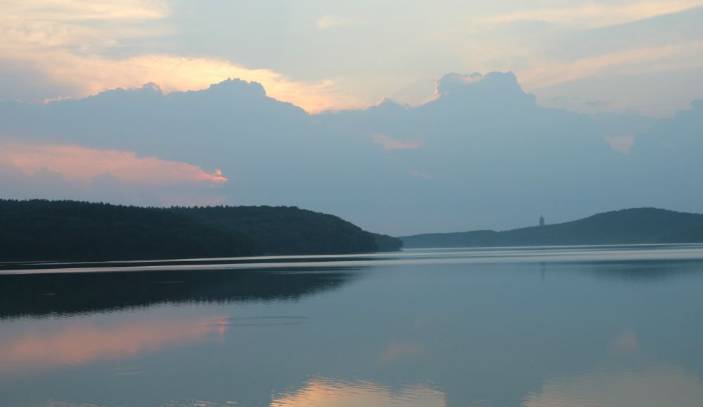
[0,142,228,186]
[3,0,701,114]
[2,2,703,407]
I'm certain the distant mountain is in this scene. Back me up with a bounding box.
[0,200,401,262]
[401,208,703,248]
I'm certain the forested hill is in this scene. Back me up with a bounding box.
[401,208,703,248]
[0,200,401,262]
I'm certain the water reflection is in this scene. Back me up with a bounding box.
[271,378,446,407]
[564,257,703,282]
[47,402,238,407]
[0,268,356,319]
[380,341,425,364]
[609,329,640,354]
[3,247,703,407]
[524,366,703,407]
[0,315,227,373]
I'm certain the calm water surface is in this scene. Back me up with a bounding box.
[2,245,703,407]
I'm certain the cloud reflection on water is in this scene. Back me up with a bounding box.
[0,315,227,373]
[271,378,446,407]
[524,366,703,407]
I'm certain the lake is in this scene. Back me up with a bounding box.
[2,244,703,407]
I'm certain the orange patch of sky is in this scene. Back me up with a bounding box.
[0,142,227,186]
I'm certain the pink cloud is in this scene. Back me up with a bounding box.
[372,134,423,151]
[0,142,227,186]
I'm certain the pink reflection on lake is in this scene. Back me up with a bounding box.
[0,315,228,373]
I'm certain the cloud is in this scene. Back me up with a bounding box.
[0,140,230,206]
[520,44,681,89]
[3,0,168,22]
[6,51,357,113]
[482,1,703,28]
[519,39,703,115]
[372,134,423,151]
[316,15,353,30]
[0,141,227,186]
[1,66,701,234]
[435,72,484,97]
[0,0,169,53]
[0,0,358,113]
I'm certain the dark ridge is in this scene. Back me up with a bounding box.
[402,208,703,248]
[0,199,401,262]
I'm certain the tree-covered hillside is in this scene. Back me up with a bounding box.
[0,200,401,261]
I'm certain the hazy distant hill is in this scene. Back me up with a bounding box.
[0,200,401,262]
[401,208,703,248]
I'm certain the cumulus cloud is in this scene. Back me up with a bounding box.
[18,52,355,112]
[435,72,484,97]
[0,0,359,113]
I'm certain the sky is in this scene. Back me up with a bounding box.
[3,0,703,115]
[1,1,703,234]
